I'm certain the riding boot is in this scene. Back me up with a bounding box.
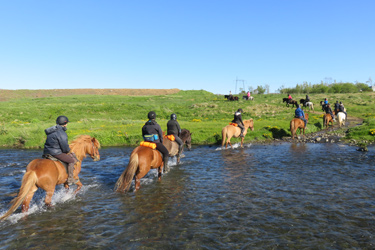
[67,162,75,185]
[178,144,183,154]
[163,156,170,173]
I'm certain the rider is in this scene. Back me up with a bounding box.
[295,104,307,128]
[167,113,183,154]
[43,115,77,185]
[304,94,310,106]
[324,103,335,121]
[339,102,348,120]
[334,101,340,115]
[232,108,245,137]
[247,91,251,100]
[288,93,292,104]
[142,111,170,171]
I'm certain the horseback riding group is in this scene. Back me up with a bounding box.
[288,93,348,139]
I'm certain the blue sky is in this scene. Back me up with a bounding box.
[0,1,374,94]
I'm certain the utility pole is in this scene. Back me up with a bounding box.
[235,77,245,94]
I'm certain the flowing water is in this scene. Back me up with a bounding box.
[0,143,374,249]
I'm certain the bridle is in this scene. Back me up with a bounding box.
[89,142,100,161]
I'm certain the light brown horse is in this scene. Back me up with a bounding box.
[115,129,193,192]
[290,113,309,139]
[221,119,254,149]
[323,113,334,129]
[0,135,100,222]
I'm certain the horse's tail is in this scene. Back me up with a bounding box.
[0,171,37,222]
[221,127,227,147]
[114,152,138,193]
[290,120,295,138]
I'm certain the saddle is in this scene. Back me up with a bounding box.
[42,153,79,171]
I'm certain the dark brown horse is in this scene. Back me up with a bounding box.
[323,113,334,129]
[114,129,192,192]
[221,119,254,149]
[283,98,297,107]
[290,113,309,139]
[162,129,192,170]
[0,135,100,221]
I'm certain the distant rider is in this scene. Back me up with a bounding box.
[334,101,340,115]
[247,91,251,100]
[324,103,335,121]
[339,102,347,121]
[295,104,307,128]
[167,113,183,154]
[142,111,170,172]
[43,116,77,185]
[304,95,310,106]
[288,93,292,104]
[232,108,245,137]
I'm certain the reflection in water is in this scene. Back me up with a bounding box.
[1,145,375,249]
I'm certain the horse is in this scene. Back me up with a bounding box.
[229,96,238,101]
[283,98,297,107]
[243,96,254,100]
[0,135,100,221]
[290,113,309,140]
[221,119,254,149]
[303,101,314,111]
[114,129,192,192]
[162,129,192,170]
[299,99,305,104]
[337,112,346,127]
[323,113,334,129]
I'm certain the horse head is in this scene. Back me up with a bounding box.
[244,119,254,131]
[70,135,101,162]
[181,129,192,150]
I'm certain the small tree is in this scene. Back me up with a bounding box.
[256,85,266,94]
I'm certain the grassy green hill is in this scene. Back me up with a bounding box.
[0,90,374,148]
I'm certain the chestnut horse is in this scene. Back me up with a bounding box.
[114,129,192,192]
[290,113,309,139]
[0,135,100,221]
[221,119,254,149]
[323,113,334,129]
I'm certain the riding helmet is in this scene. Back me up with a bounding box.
[148,111,156,120]
[237,108,243,113]
[56,115,69,125]
[171,113,177,120]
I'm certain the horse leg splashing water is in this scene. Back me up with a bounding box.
[221,119,254,149]
[0,135,100,222]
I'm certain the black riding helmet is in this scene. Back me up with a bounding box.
[171,113,177,120]
[237,108,243,113]
[56,116,69,125]
[148,111,156,120]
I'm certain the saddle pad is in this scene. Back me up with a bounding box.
[140,141,157,149]
[229,122,238,127]
[166,134,175,141]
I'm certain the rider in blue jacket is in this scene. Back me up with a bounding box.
[295,105,307,128]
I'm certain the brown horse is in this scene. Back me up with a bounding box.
[0,135,100,221]
[221,119,254,149]
[115,129,192,192]
[290,113,309,139]
[163,129,192,167]
[323,113,334,129]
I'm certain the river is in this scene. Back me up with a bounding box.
[0,143,374,249]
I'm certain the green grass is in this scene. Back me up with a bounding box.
[0,90,374,148]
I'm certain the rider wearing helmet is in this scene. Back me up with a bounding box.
[142,111,170,172]
[304,95,310,107]
[295,104,307,128]
[167,113,183,154]
[43,116,77,185]
[334,101,340,115]
[232,108,245,137]
[324,103,335,121]
[339,101,347,121]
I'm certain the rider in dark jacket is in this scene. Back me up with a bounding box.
[167,113,183,154]
[232,108,245,137]
[295,104,307,128]
[339,102,347,120]
[324,103,335,121]
[304,95,310,106]
[142,111,170,172]
[43,116,77,185]
[334,101,340,114]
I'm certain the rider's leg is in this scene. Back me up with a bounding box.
[156,143,170,172]
[54,153,76,185]
[238,123,245,137]
[175,136,183,154]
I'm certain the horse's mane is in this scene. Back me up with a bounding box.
[69,135,100,159]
